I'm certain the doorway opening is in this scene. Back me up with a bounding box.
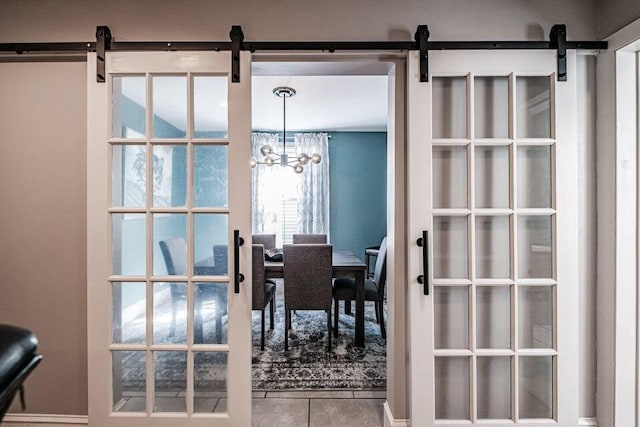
[249,60,395,396]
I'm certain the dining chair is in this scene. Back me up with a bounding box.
[159,237,188,338]
[252,234,276,250]
[283,243,333,351]
[333,237,388,339]
[292,234,327,244]
[252,244,276,350]
[160,238,225,342]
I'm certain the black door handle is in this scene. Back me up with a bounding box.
[417,230,429,295]
[234,230,245,294]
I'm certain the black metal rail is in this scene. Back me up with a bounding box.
[0,24,608,82]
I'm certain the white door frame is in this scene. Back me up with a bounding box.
[87,50,252,426]
[596,17,640,427]
[251,54,409,426]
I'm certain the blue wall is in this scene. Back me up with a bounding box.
[329,132,387,259]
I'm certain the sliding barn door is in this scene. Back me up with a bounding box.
[407,50,579,426]
[87,51,252,426]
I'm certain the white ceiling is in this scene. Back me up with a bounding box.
[252,74,389,132]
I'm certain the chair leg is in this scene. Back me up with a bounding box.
[284,309,289,351]
[169,298,178,338]
[327,308,332,351]
[260,309,265,351]
[378,301,386,339]
[269,297,275,330]
[333,298,339,337]
[345,300,352,315]
[374,301,380,324]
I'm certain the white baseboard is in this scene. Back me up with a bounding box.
[383,401,410,427]
[1,414,88,426]
[0,412,595,426]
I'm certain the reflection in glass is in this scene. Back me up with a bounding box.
[474,76,509,138]
[433,216,468,279]
[153,214,187,276]
[434,286,469,349]
[154,351,186,412]
[517,215,553,278]
[194,76,228,138]
[112,145,146,208]
[152,145,186,208]
[112,351,146,412]
[517,145,551,208]
[519,356,553,419]
[476,286,511,349]
[194,283,228,344]
[152,76,187,138]
[112,213,146,276]
[518,286,553,349]
[516,76,551,139]
[475,145,509,208]
[433,77,467,138]
[475,216,510,278]
[477,357,511,419]
[433,146,467,209]
[112,76,146,139]
[153,282,186,344]
[194,214,229,276]
[112,282,146,344]
[194,145,228,208]
[435,357,470,420]
[194,352,228,412]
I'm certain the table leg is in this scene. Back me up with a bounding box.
[355,270,365,347]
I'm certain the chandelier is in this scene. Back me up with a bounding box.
[250,86,322,174]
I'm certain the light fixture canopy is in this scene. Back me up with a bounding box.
[251,86,322,172]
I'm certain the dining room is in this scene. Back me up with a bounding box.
[249,62,390,394]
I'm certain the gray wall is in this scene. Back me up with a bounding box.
[0,62,88,415]
[329,132,387,259]
[0,0,600,420]
[598,0,640,38]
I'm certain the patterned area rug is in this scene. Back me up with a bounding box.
[251,281,387,390]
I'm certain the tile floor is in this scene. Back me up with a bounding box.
[249,390,386,427]
[116,390,386,426]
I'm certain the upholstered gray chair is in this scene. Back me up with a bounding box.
[160,238,225,342]
[292,234,327,244]
[252,234,276,250]
[253,244,276,350]
[159,237,188,338]
[283,244,333,351]
[333,237,388,339]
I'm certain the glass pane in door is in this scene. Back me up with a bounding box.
[474,76,509,138]
[516,76,551,139]
[154,351,186,412]
[519,356,553,418]
[476,286,511,349]
[475,215,511,278]
[433,216,469,279]
[194,352,228,413]
[477,356,511,419]
[112,76,146,139]
[112,351,146,412]
[517,145,552,208]
[435,357,470,420]
[433,146,468,209]
[152,76,187,138]
[432,77,468,138]
[517,215,553,278]
[474,145,509,208]
[434,286,469,349]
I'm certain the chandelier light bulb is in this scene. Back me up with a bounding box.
[298,153,310,165]
[311,153,322,164]
[294,164,304,174]
[260,145,273,156]
[265,156,275,166]
[250,157,257,168]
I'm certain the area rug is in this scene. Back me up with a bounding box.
[251,282,387,390]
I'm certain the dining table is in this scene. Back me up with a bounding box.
[265,250,367,347]
[195,250,368,347]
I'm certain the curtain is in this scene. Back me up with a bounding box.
[294,133,330,238]
[251,132,280,233]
